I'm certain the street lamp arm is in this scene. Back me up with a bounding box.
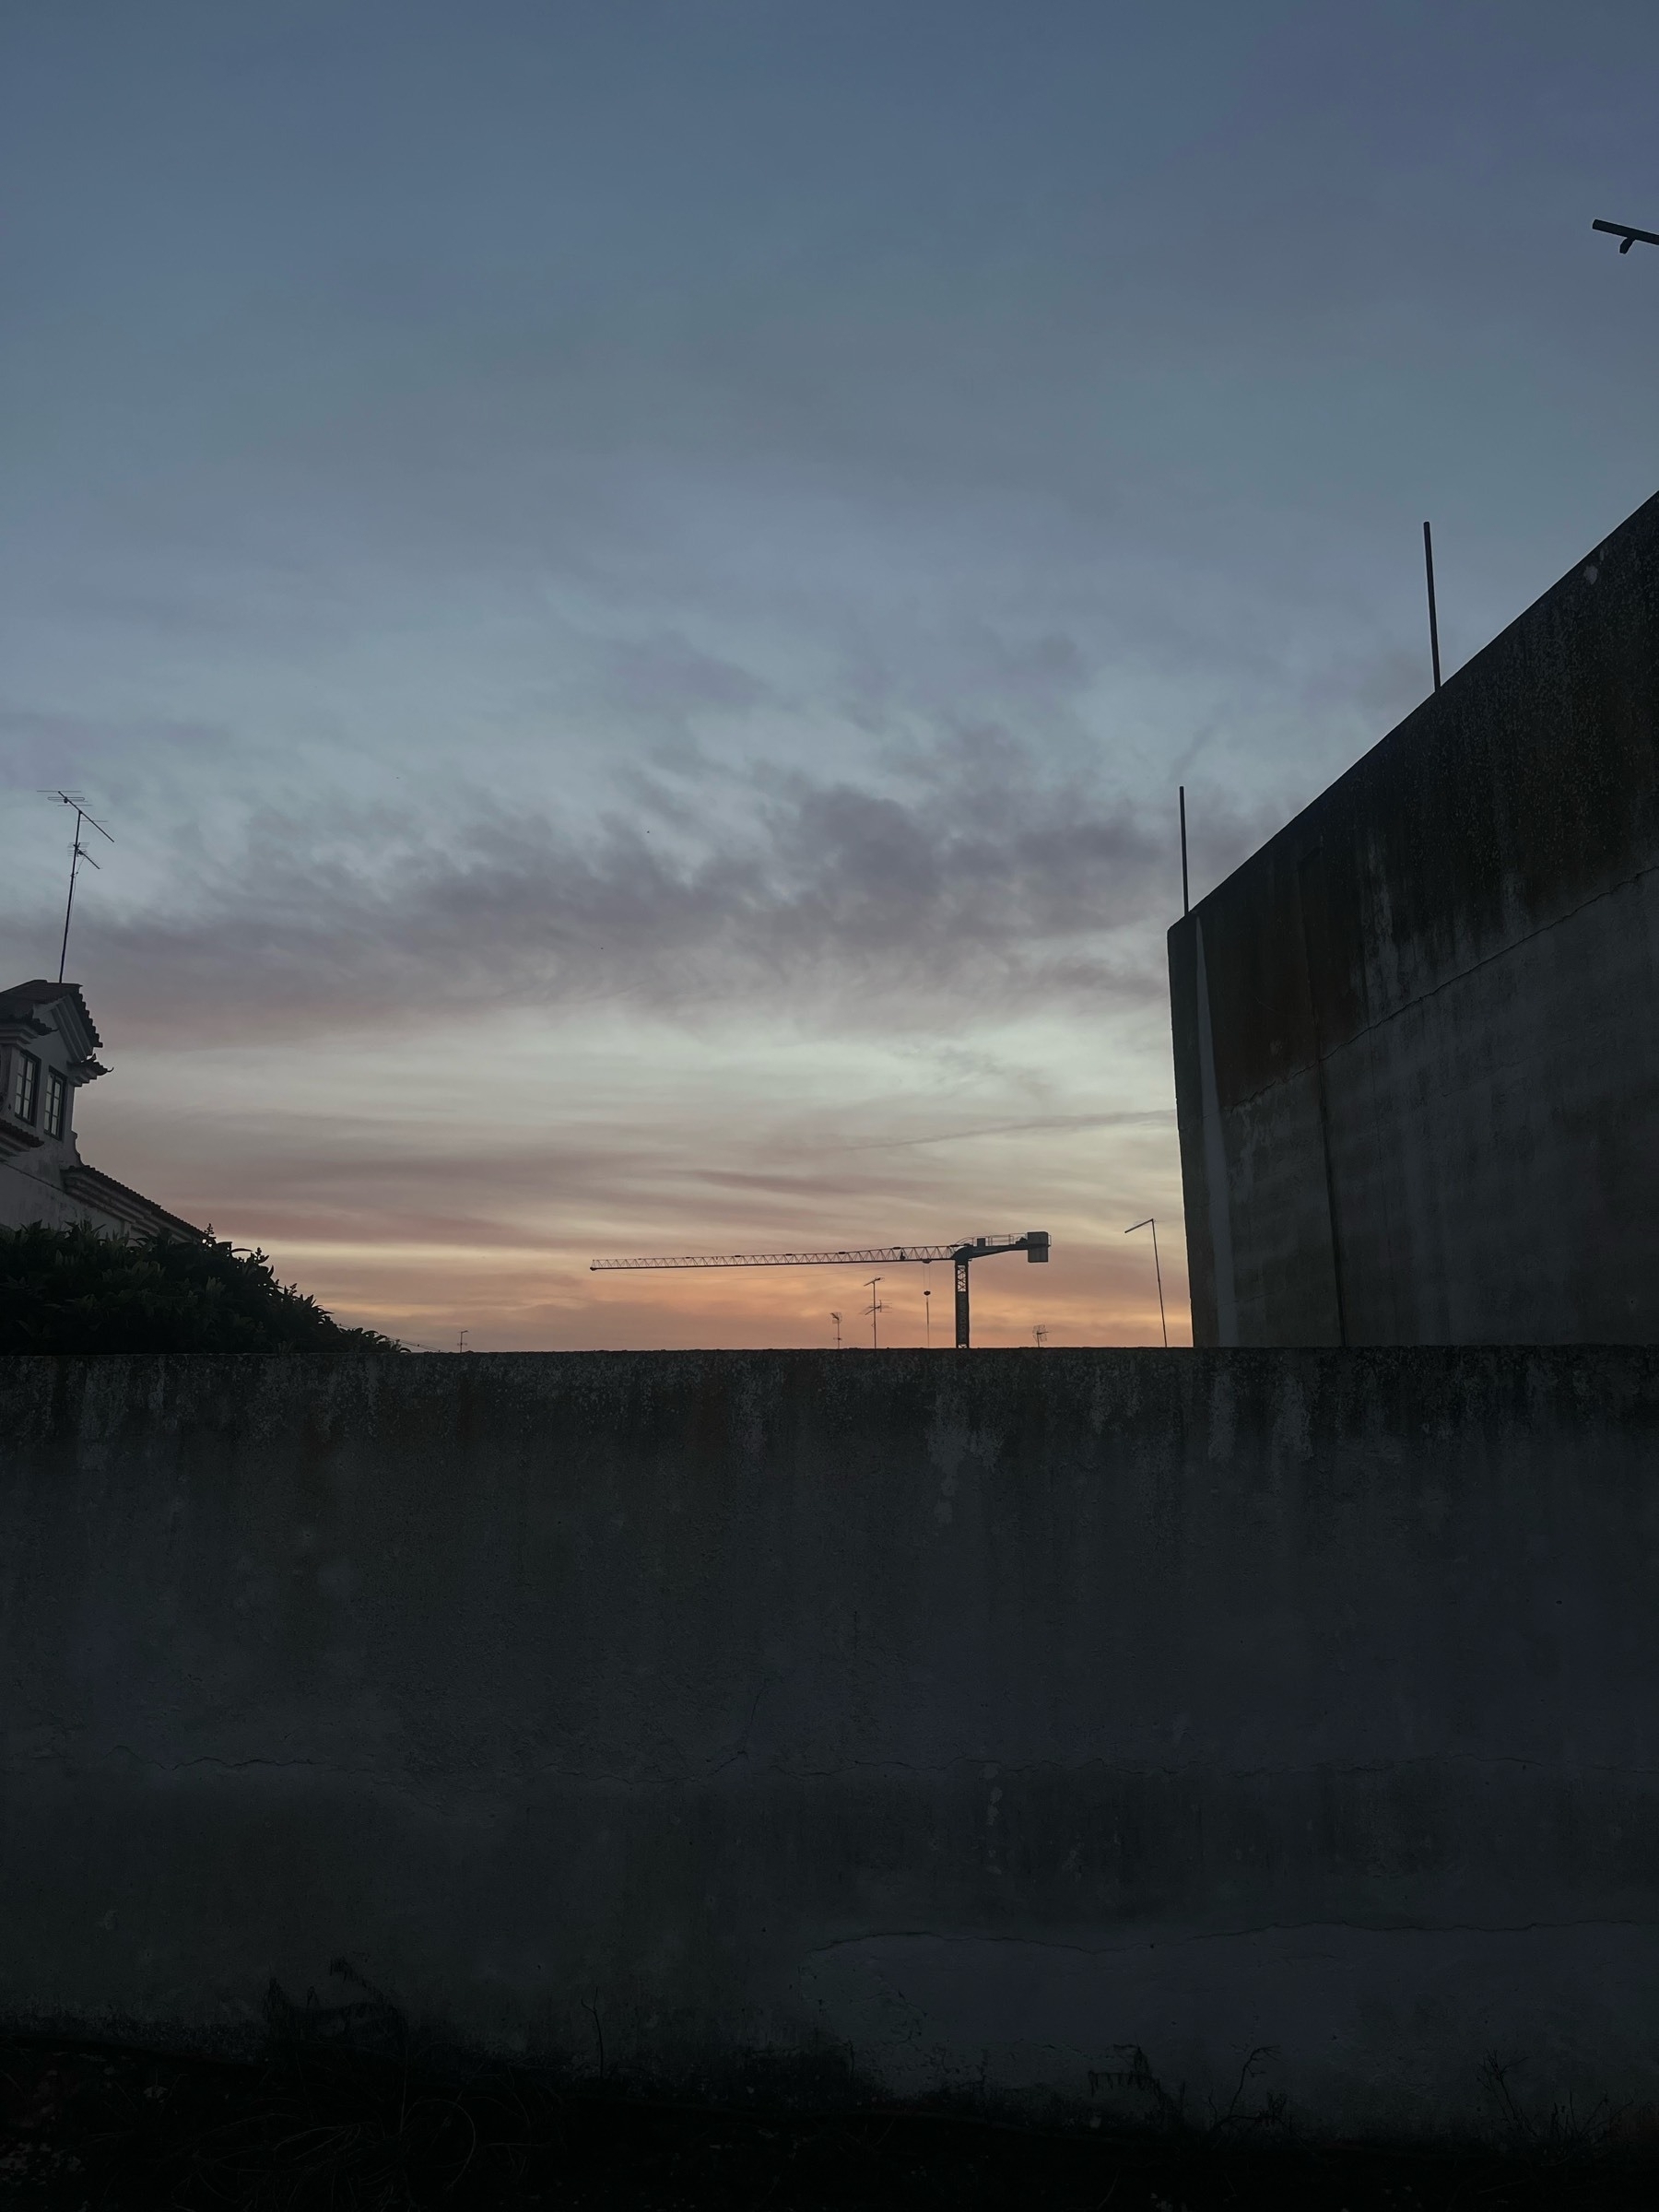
[1594,218,1659,254]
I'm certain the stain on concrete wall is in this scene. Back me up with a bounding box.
[6,1348,1659,2134]
[1171,486,1659,1345]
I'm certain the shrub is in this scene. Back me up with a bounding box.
[0,1220,402,1355]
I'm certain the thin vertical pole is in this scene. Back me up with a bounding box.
[865,1276,882,1350]
[42,792,111,983]
[58,807,85,984]
[1423,521,1442,692]
[1179,785,1190,916]
[1125,1218,1168,1347]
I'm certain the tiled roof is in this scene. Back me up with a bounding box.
[59,1165,206,1242]
[0,981,103,1051]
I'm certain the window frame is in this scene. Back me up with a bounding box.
[9,1049,40,1124]
[43,1066,66,1139]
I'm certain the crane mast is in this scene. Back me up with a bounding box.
[590,1231,1050,1348]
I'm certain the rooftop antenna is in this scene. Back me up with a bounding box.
[1125,1216,1169,1347]
[923,1284,932,1347]
[830,1309,842,1349]
[865,1276,884,1350]
[1422,522,1442,693]
[39,792,112,984]
[1179,785,1190,915]
[1593,218,1659,255]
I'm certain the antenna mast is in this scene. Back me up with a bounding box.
[40,791,113,983]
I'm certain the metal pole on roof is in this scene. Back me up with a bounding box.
[57,806,86,984]
[40,791,112,982]
[1423,522,1442,694]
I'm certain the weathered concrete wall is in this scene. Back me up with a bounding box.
[1171,485,1659,1346]
[6,1348,1659,2136]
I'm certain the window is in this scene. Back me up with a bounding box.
[9,1050,39,1124]
[44,1068,66,1139]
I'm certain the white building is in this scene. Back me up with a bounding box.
[0,980,203,1240]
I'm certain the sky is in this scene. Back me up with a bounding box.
[3,0,1656,1349]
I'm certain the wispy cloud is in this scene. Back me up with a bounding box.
[29,724,1236,1043]
[828,1109,1173,1154]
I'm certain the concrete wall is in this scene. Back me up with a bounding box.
[6,1348,1659,2136]
[1171,486,1659,1346]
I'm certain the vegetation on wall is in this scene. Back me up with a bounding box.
[0,1221,401,1355]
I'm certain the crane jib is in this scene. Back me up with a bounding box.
[588,1232,1051,1348]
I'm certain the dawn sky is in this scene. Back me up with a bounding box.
[4,0,1656,1348]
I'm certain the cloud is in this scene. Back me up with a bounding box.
[0,704,233,784]
[24,723,1224,1044]
[830,1109,1174,1154]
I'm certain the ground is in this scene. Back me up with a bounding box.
[3,2036,1656,2209]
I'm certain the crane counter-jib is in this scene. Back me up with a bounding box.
[587,1232,1050,1348]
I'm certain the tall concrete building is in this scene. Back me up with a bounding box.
[1170,487,1659,1346]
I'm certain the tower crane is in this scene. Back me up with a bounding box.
[590,1231,1050,1348]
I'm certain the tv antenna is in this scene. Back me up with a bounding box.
[865,1277,884,1348]
[592,1232,1051,1348]
[1125,1217,1169,1347]
[40,791,112,983]
[830,1310,842,1349]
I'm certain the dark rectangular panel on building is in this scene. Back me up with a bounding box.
[1170,486,1659,1346]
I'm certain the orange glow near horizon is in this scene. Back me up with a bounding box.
[258,1233,1191,1350]
[71,1003,1192,1352]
